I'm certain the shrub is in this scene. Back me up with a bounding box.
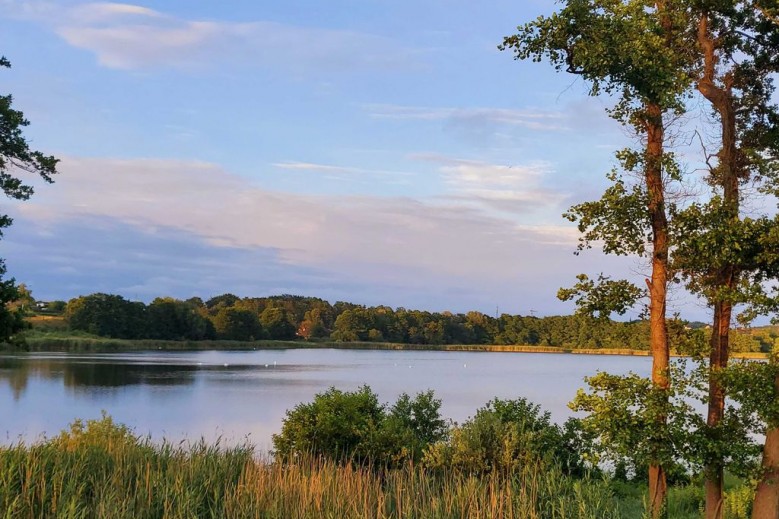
[272,386,447,467]
[423,397,592,477]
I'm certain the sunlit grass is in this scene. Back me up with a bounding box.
[0,415,628,519]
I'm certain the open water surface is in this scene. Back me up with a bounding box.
[0,349,652,450]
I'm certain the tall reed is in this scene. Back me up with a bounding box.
[0,416,623,518]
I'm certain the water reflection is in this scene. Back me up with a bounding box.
[0,350,652,447]
[0,354,326,399]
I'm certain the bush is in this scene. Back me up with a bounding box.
[369,390,449,465]
[423,397,593,477]
[272,386,447,467]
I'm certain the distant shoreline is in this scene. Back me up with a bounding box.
[7,334,768,359]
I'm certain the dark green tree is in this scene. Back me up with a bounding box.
[259,306,296,340]
[212,307,262,341]
[147,297,215,340]
[66,294,146,339]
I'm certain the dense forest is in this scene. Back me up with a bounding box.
[25,292,777,352]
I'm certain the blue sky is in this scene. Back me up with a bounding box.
[2,0,682,318]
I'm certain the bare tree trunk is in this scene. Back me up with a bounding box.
[752,373,779,518]
[645,101,670,519]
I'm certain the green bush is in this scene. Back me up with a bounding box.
[423,397,593,477]
[272,386,447,466]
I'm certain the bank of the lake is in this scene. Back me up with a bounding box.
[13,330,768,359]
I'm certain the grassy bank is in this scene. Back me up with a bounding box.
[13,331,650,355]
[0,415,633,519]
[12,330,768,359]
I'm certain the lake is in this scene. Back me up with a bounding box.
[0,349,652,450]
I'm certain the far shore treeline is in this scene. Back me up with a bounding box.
[22,292,777,353]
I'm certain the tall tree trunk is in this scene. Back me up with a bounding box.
[705,301,732,519]
[697,14,739,519]
[645,101,670,519]
[752,372,779,518]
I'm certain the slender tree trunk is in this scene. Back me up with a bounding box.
[697,14,739,519]
[752,373,779,518]
[705,300,732,519]
[645,101,670,519]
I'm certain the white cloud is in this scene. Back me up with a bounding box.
[17,156,580,282]
[412,153,568,216]
[4,1,421,72]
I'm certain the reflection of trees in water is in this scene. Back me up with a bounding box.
[0,358,32,400]
[0,359,206,400]
[63,363,198,389]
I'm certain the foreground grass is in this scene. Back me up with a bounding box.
[0,416,632,519]
[1,416,761,518]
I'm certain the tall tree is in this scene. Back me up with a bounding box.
[670,4,779,515]
[0,56,58,343]
[502,2,691,514]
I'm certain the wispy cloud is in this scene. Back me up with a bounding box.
[272,161,413,181]
[4,1,421,73]
[364,104,567,131]
[412,153,568,216]
[273,162,353,173]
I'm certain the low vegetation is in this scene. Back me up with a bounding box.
[0,387,763,518]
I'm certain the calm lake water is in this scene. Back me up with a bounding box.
[0,349,652,450]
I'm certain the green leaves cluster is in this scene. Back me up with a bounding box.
[424,397,594,478]
[557,273,644,319]
[501,0,691,112]
[571,361,762,481]
[271,386,448,467]
[273,387,595,479]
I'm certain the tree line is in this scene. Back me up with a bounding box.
[502,1,779,516]
[31,291,768,351]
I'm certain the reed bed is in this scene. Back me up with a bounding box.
[0,416,624,519]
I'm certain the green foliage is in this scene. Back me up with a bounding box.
[372,390,449,465]
[570,370,693,475]
[500,1,692,123]
[725,358,779,429]
[212,307,262,341]
[573,361,764,486]
[66,293,147,339]
[423,397,593,478]
[258,306,296,340]
[558,273,644,319]
[272,386,447,467]
[147,297,215,340]
[0,261,26,346]
[45,300,67,314]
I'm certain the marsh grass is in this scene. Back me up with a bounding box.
[0,415,627,519]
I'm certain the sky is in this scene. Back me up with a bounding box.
[1,0,704,318]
